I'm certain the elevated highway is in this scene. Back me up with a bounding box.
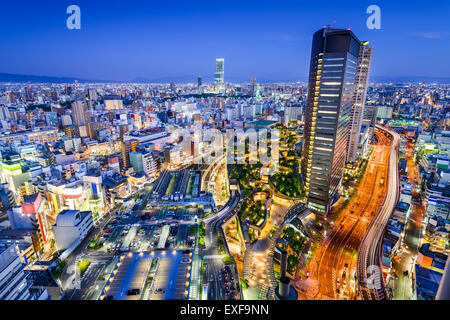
[357,125,401,300]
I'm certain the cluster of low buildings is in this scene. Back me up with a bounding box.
[414,138,450,300]
[0,78,307,300]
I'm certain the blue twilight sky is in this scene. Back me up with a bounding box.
[0,0,449,82]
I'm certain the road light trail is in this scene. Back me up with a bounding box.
[305,130,390,300]
[357,125,400,300]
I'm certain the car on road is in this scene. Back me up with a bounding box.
[127,288,140,296]
[155,288,165,294]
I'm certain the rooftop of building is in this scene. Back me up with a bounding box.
[56,210,92,227]
[395,201,410,212]
[129,172,146,179]
[0,244,19,274]
[426,181,450,195]
[0,228,36,239]
[247,119,278,127]
[102,95,122,100]
[419,243,448,264]
[22,192,40,205]
[415,264,442,299]
[102,173,128,187]
[0,127,58,137]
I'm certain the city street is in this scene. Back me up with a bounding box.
[391,138,426,300]
[296,130,391,300]
[203,190,243,300]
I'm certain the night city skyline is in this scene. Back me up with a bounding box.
[0,0,449,311]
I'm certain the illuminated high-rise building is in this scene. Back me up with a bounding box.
[301,27,362,219]
[214,58,224,90]
[347,42,373,163]
[71,101,87,126]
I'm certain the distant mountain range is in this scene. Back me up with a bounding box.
[370,76,450,84]
[0,72,449,84]
[0,73,109,84]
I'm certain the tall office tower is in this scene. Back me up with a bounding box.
[71,101,87,126]
[346,42,373,163]
[250,78,257,95]
[214,58,225,89]
[301,27,361,219]
[197,76,202,89]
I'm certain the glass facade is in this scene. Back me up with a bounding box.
[214,58,225,85]
[302,27,362,218]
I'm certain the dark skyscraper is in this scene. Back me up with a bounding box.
[301,27,361,219]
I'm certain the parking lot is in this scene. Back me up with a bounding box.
[149,258,171,300]
[86,180,208,301]
[96,204,199,255]
[99,250,193,300]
